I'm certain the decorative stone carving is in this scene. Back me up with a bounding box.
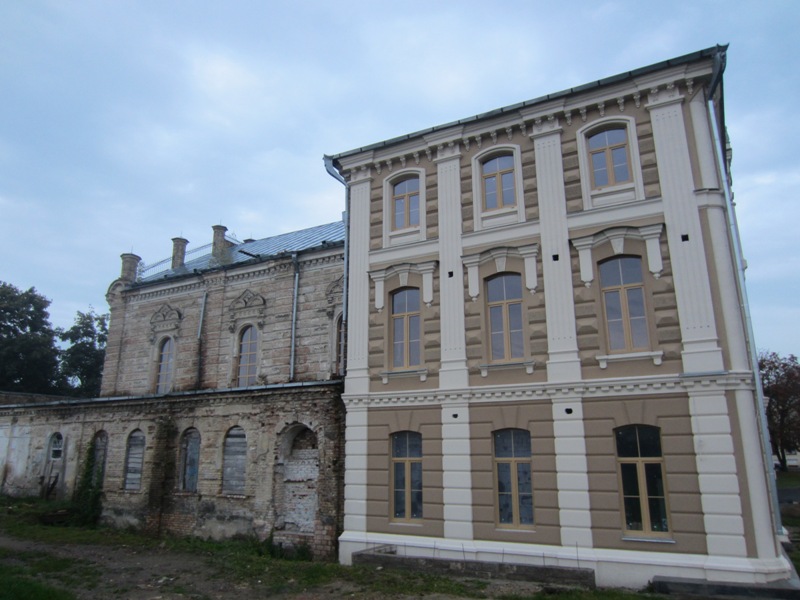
[597,101,605,117]
[368,261,438,311]
[228,289,266,331]
[579,107,587,122]
[617,97,625,112]
[506,126,514,141]
[462,246,539,300]
[150,304,182,341]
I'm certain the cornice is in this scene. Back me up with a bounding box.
[342,371,754,408]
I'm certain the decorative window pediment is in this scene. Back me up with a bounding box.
[462,245,539,301]
[150,304,182,339]
[571,224,663,287]
[369,261,437,311]
[228,290,266,331]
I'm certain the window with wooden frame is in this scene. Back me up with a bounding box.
[599,256,649,352]
[179,428,201,492]
[391,431,422,520]
[155,337,175,394]
[481,153,516,211]
[222,426,247,495]
[587,127,632,190]
[615,425,669,536]
[392,176,420,231]
[494,428,533,527]
[486,273,524,362]
[236,325,258,387]
[391,287,421,369]
[124,430,145,491]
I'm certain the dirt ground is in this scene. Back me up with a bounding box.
[0,532,549,600]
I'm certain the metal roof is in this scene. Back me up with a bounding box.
[138,220,345,285]
[328,45,727,162]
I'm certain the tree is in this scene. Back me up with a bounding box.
[0,282,65,393]
[760,351,800,471]
[58,310,108,398]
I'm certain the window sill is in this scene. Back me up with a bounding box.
[621,535,675,544]
[218,493,247,499]
[588,182,639,208]
[479,206,520,229]
[387,227,422,247]
[380,368,428,384]
[479,360,535,378]
[389,520,424,526]
[596,351,663,369]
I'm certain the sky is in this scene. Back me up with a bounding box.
[0,1,797,357]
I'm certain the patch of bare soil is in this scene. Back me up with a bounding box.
[0,532,548,599]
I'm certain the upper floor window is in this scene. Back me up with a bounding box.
[494,428,533,527]
[156,337,175,394]
[615,425,669,536]
[588,128,631,189]
[383,169,426,247]
[391,431,423,520]
[599,257,649,352]
[49,432,64,460]
[124,429,145,491]
[391,288,421,369]
[222,426,247,495]
[392,177,420,230]
[487,274,524,362]
[179,428,201,493]
[577,117,645,210]
[482,154,516,210]
[236,326,258,387]
[471,146,526,231]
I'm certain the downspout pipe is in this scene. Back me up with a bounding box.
[196,291,208,389]
[324,155,349,377]
[289,252,300,381]
[706,50,782,533]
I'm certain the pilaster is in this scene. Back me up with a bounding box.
[647,85,723,373]
[441,400,474,540]
[531,121,581,381]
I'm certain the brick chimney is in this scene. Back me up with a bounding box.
[212,225,229,261]
[120,253,141,282]
[171,237,189,269]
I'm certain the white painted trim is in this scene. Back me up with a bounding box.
[471,144,526,232]
[382,167,427,248]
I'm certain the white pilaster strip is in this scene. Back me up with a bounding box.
[345,175,373,395]
[689,92,721,191]
[341,403,369,537]
[688,390,747,557]
[436,144,469,389]
[551,396,593,548]
[647,88,723,373]
[441,400,474,540]
[531,122,581,381]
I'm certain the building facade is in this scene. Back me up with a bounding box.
[0,221,346,558]
[328,47,793,586]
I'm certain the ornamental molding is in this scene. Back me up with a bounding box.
[341,371,755,408]
[150,304,182,340]
[368,261,438,310]
[571,224,664,287]
[462,244,539,300]
[228,289,266,331]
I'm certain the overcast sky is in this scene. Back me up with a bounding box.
[1,1,797,356]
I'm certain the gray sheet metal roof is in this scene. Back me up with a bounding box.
[329,45,727,162]
[138,220,344,285]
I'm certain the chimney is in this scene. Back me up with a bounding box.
[212,225,228,261]
[120,253,141,283]
[171,237,189,269]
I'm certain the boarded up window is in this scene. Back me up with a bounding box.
[124,430,145,491]
[179,428,201,492]
[222,426,247,494]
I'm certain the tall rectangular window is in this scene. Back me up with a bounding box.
[588,128,631,189]
[482,154,516,210]
[487,274,524,361]
[600,257,649,352]
[392,288,421,369]
[156,337,175,394]
[392,177,420,230]
[124,430,145,491]
[494,428,533,527]
[237,326,258,387]
[222,426,247,494]
[391,431,422,520]
[615,425,669,535]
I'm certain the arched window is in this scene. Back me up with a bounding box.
[179,428,201,492]
[481,153,516,210]
[124,430,146,491]
[587,127,632,189]
[615,425,669,535]
[599,256,648,352]
[494,428,533,527]
[334,314,346,377]
[222,426,247,494]
[49,432,64,460]
[391,288,421,369]
[156,337,175,394]
[236,326,258,387]
[392,176,420,230]
[391,431,423,520]
[486,273,523,361]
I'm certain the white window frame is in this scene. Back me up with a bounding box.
[383,168,426,247]
[577,116,645,210]
[471,144,525,231]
